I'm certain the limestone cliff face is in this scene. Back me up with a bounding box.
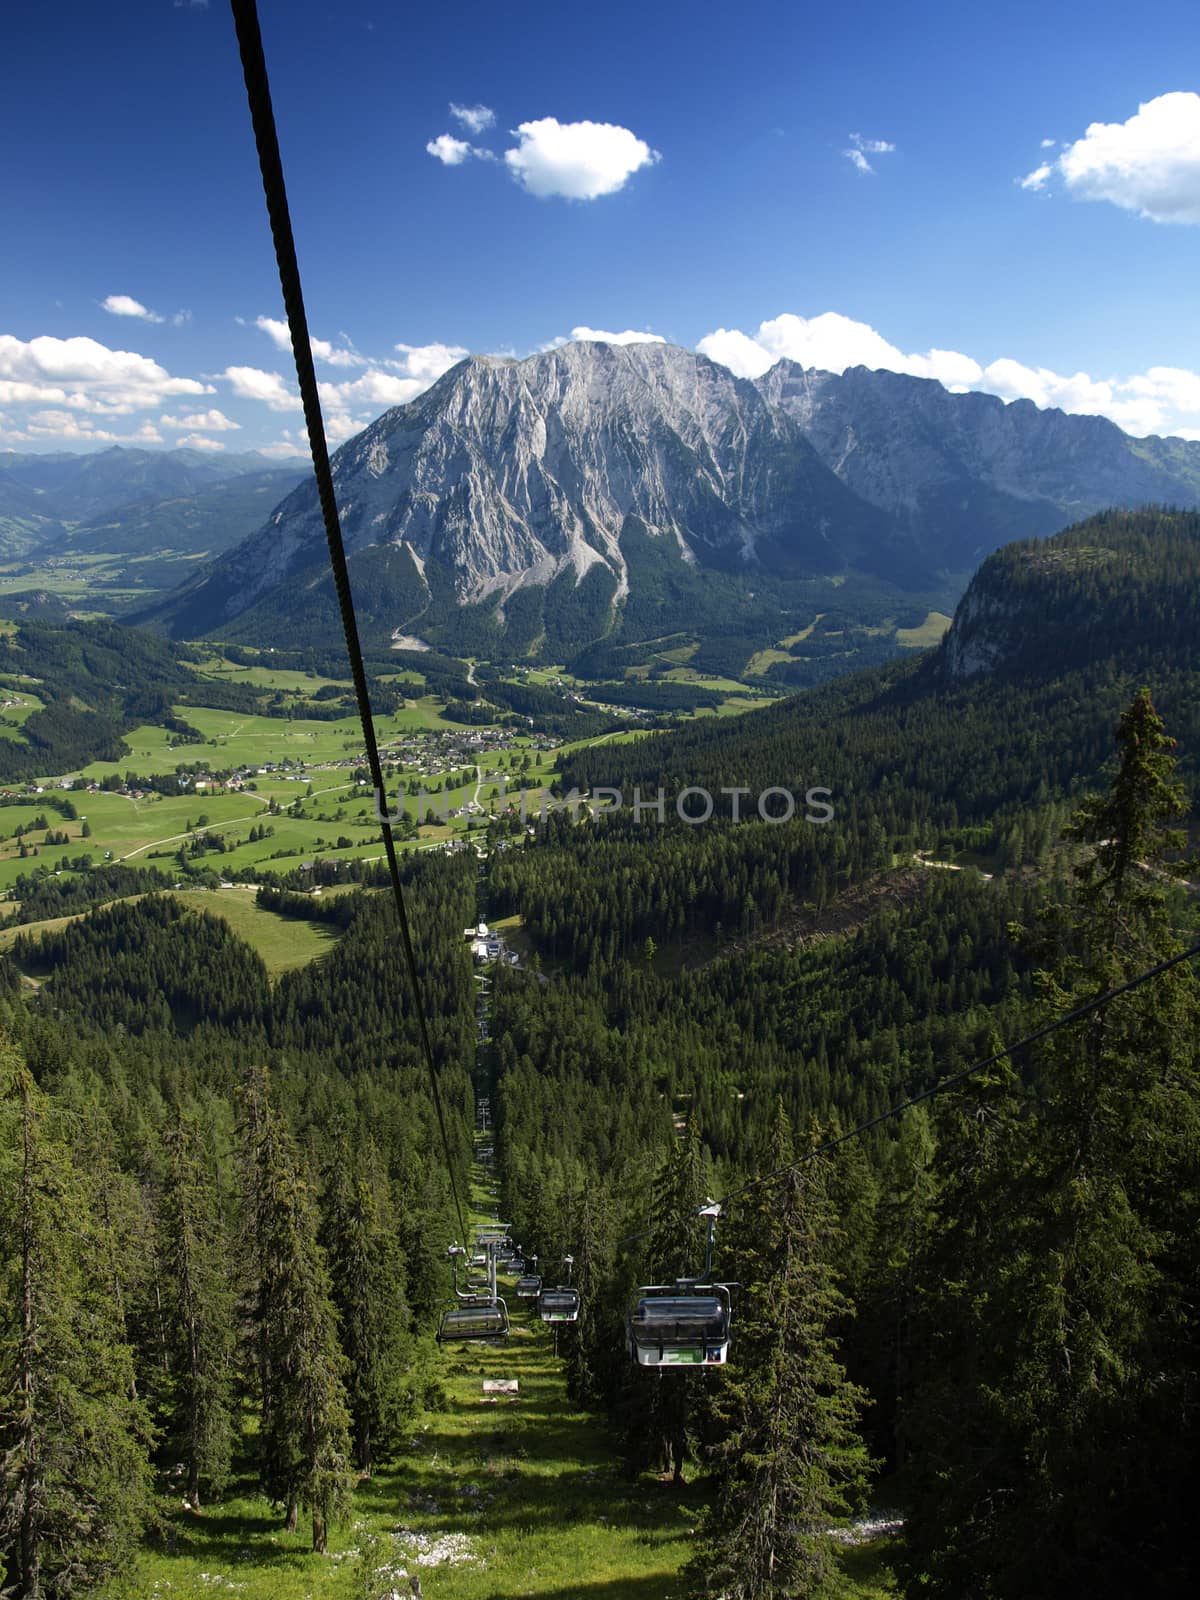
[758,362,1200,568]
[162,341,1200,639]
[160,342,912,632]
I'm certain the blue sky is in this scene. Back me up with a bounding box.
[3,0,1200,455]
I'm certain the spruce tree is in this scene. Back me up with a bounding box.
[903,690,1200,1598]
[686,1106,873,1599]
[0,1034,153,1598]
[159,1107,236,1507]
[240,1068,353,1553]
[620,1118,713,1483]
[319,1130,412,1475]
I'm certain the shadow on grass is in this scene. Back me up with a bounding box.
[482,1579,685,1600]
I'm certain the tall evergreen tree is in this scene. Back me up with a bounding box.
[0,1034,153,1599]
[686,1106,873,1599]
[903,690,1200,1598]
[559,1178,614,1410]
[619,1118,714,1483]
[240,1068,353,1553]
[159,1107,236,1507]
[319,1129,412,1475]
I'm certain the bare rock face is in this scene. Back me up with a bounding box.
[160,341,1200,642]
[159,342,912,634]
[758,362,1200,568]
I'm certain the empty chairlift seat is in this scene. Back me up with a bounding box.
[438,1297,510,1342]
[626,1285,731,1366]
[516,1274,542,1299]
[537,1287,581,1323]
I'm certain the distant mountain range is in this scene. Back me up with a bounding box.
[21,344,1200,662]
[141,341,1200,656]
[0,446,305,564]
[758,362,1200,568]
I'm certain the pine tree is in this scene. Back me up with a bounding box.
[159,1107,236,1507]
[240,1068,353,1552]
[319,1130,412,1475]
[0,1033,153,1598]
[859,1104,937,1468]
[560,1179,613,1410]
[685,1106,873,1599]
[903,690,1200,1598]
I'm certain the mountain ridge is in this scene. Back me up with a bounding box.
[137,341,1200,654]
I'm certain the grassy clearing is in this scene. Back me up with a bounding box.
[896,611,953,649]
[0,907,101,952]
[655,643,699,666]
[780,615,824,646]
[691,696,777,718]
[172,887,341,975]
[117,1148,900,1599]
[659,671,751,694]
[0,888,339,978]
[744,647,793,675]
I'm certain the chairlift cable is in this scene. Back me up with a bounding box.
[227,0,1200,1351]
[229,0,469,1251]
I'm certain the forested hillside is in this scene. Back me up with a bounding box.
[2,510,1199,1597]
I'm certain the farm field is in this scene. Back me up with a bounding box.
[0,640,794,913]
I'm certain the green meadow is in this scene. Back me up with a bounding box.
[114,1151,900,1600]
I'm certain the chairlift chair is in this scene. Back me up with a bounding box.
[437,1244,510,1341]
[516,1253,541,1299]
[625,1285,731,1366]
[438,1296,510,1342]
[625,1203,731,1367]
[538,1254,581,1323]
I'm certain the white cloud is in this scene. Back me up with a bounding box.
[1040,137,1057,149]
[569,326,667,346]
[324,411,372,444]
[161,408,241,432]
[321,344,467,422]
[1125,364,1200,414]
[427,133,474,166]
[102,293,164,323]
[19,409,163,445]
[253,315,364,368]
[504,117,658,199]
[696,308,1200,437]
[175,433,225,450]
[257,434,308,460]
[319,371,420,411]
[843,132,895,175]
[222,365,302,411]
[693,327,781,379]
[1021,92,1200,224]
[699,311,982,388]
[0,379,73,407]
[451,102,495,135]
[255,315,294,351]
[426,132,495,166]
[313,346,467,437]
[391,341,469,383]
[0,333,211,414]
